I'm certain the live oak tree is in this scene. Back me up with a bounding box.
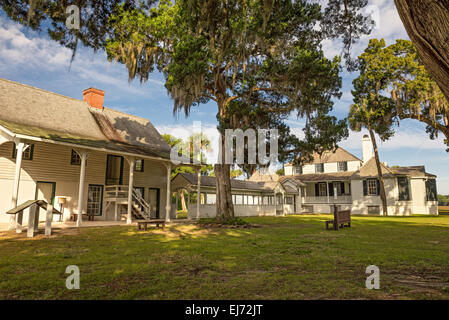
[353,39,449,151]
[1,0,374,220]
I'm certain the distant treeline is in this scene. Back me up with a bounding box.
[438,195,449,206]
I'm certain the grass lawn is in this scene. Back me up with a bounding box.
[1,213,449,300]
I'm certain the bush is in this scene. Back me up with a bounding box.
[198,217,249,226]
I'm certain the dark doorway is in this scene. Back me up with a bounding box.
[148,188,160,219]
[105,155,124,185]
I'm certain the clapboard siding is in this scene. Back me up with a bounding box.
[0,141,106,183]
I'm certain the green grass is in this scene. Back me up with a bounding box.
[1,214,449,300]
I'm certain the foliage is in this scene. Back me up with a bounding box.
[0,0,375,219]
[162,133,213,176]
[352,39,449,151]
[438,194,449,206]
[197,217,249,226]
[276,168,285,176]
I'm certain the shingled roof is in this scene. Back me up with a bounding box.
[351,158,436,179]
[287,147,361,165]
[176,173,277,192]
[0,78,172,160]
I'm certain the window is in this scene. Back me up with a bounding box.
[333,181,343,196]
[317,182,327,197]
[206,193,216,205]
[338,161,348,172]
[315,163,324,173]
[254,196,259,205]
[276,195,283,205]
[295,166,303,174]
[134,159,144,172]
[426,179,438,201]
[12,143,34,160]
[285,196,293,204]
[397,177,410,201]
[70,149,81,165]
[200,193,206,204]
[364,179,379,196]
[235,195,243,205]
[247,195,254,205]
[87,185,103,216]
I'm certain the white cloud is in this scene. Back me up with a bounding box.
[0,17,164,98]
[340,128,447,152]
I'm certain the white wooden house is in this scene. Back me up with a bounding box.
[0,78,200,229]
[173,135,439,218]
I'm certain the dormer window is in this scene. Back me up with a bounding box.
[338,161,348,172]
[295,166,303,174]
[315,163,324,173]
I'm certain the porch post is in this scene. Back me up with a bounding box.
[76,150,88,227]
[9,141,26,230]
[282,192,286,216]
[126,157,135,224]
[297,188,302,214]
[165,163,172,223]
[196,168,201,219]
[175,190,179,217]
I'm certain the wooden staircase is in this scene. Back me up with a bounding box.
[105,185,152,220]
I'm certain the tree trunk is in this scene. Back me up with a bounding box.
[395,0,449,102]
[368,128,388,216]
[215,100,235,221]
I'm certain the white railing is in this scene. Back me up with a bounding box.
[302,195,352,204]
[105,185,151,219]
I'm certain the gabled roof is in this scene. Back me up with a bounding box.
[175,173,275,192]
[287,147,361,165]
[351,158,437,179]
[351,158,394,179]
[0,78,172,160]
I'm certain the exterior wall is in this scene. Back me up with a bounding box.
[0,141,168,223]
[287,160,361,175]
[349,177,437,216]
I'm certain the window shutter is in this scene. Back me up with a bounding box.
[315,183,319,197]
[376,179,380,196]
[363,180,367,196]
[329,183,334,196]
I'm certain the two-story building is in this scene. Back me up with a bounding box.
[173,135,439,217]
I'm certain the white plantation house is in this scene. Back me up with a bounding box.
[0,78,439,229]
[173,136,439,218]
[0,78,200,229]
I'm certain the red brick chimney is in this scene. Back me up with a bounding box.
[83,88,104,110]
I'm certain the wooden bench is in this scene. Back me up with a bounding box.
[137,219,166,231]
[326,206,351,230]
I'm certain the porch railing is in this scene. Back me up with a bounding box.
[302,195,352,204]
[104,185,151,219]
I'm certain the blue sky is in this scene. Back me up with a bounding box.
[0,0,448,193]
